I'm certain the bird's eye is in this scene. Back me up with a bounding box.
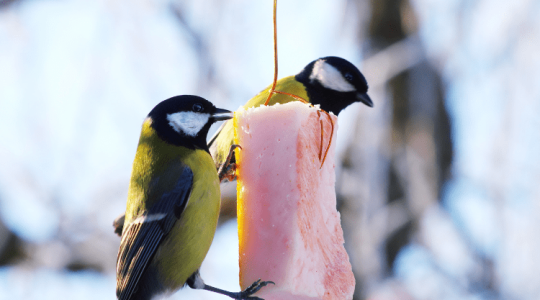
[344,73,354,82]
[192,103,204,112]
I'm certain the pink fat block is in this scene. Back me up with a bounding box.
[234,102,355,300]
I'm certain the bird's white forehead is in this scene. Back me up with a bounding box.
[309,60,356,92]
[167,111,210,137]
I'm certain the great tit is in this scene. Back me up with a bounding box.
[116,95,272,300]
[208,56,373,174]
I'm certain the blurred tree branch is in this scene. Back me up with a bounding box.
[0,219,26,266]
[0,0,20,9]
[169,2,217,95]
[337,0,453,299]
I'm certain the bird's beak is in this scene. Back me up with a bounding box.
[357,92,374,108]
[212,108,234,121]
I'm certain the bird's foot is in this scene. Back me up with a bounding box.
[203,279,274,300]
[219,163,237,183]
[112,213,126,237]
[218,144,241,182]
[239,279,275,299]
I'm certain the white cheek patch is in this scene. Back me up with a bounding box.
[309,60,356,92]
[167,111,210,137]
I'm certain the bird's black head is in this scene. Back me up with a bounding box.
[147,95,232,151]
[295,56,373,115]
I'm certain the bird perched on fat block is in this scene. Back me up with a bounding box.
[113,56,372,236]
[208,56,373,178]
[116,95,272,300]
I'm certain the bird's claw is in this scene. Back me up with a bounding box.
[220,163,237,183]
[112,214,125,237]
[238,279,275,299]
[218,144,241,182]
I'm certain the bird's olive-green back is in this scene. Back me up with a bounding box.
[125,118,221,288]
[211,76,309,166]
[242,75,309,108]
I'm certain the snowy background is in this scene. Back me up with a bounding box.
[0,0,539,299]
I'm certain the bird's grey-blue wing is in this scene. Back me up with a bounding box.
[116,166,193,300]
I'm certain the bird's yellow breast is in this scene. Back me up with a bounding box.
[154,148,220,289]
[126,119,221,289]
